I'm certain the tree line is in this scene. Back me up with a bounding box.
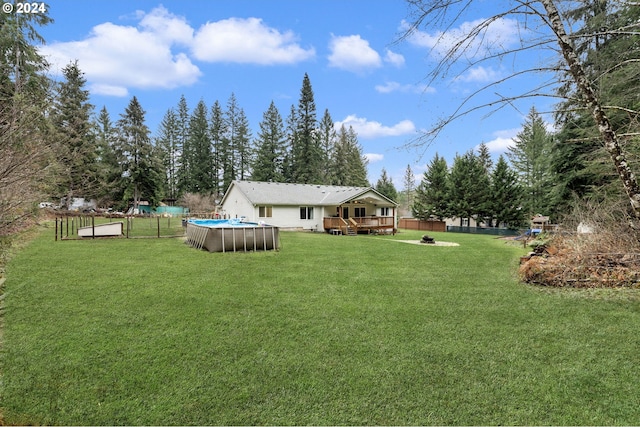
[58,69,372,212]
[412,108,555,228]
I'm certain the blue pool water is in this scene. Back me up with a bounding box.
[188,218,264,228]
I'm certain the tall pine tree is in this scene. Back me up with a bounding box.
[448,150,487,226]
[252,101,286,182]
[291,73,322,184]
[221,93,242,191]
[507,107,555,217]
[188,99,215,193]
[155,108,180,200]
[235,107,253,181]
[209,100,226,196]
[51,61,97,206]
[94,106,124,208]
[491,155,525,228]
[375,168,398,202]
[333,125,369,187]
[282,104,298,183]
[412,153,449,220]
[116,96,164,210]
[317,109,337,184]
[175,95,191,194]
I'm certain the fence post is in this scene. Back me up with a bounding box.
[157,216,160,238]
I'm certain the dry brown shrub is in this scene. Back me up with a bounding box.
[178,193,218,215]
[520,199,640,287]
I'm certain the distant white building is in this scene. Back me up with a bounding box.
[219,180,398,233]
[63,197,97,211]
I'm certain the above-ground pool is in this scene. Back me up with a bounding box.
[185,219,280,252]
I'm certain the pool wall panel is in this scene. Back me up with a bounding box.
[186,222,279,252]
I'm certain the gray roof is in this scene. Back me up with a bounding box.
[223,180,397,206]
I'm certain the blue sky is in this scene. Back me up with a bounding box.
[38,0,557,189]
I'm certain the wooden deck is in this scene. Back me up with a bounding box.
[323,216,395,235]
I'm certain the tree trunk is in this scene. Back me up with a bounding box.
[540,0,640,219]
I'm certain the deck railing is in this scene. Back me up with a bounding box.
[323,216,395,233]
[350,216,394,228]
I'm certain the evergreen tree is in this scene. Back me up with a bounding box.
[221,93,241,192]
[0,8,51,100]
[412,153,449,220]
[116,96,164,209]
[345,126,369,187]
[506,107,555,217]
[282,105,297,183]
[448,150,487,226]
[477,142,493,175]
[188,99,215,193]
[51,61,97,206]
[403,164,415,209]
[209,100,226,196]
[155,108,179,200]
[375,168,398,202]
[333,125,369,186]
[252,101,286,182]
[235,107,253,181]
[291,73,322,183]
[175,95,191,194]
[474,142,493,225]
[490,155,525,228]
[332,124,351,186]
[94,106,124,208]
[317,109,337,184]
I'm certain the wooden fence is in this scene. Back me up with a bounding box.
[398,218,446,232]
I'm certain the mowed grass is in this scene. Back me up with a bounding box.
[2,227,640,425]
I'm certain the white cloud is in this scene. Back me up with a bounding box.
[384,49,405,67]
[91,83,129,97]
[483,137,515,153]
[477,128,520,154]
[454,65,502,83]
[336,114,416,139]
[403,17,523,60]
[327,34,382,73]
[192,17,315,64]
[375,81,436,94]
[480,119,556,155]
[138,6,193,46]
[40,7,201,96]
[39,7,316,96]
[365,153,384,163]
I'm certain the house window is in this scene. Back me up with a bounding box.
[380,207,390,216]
[300,206,314,220]
[258,206,272,218]
[354,207,366,217]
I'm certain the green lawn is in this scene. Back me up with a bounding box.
[2,227,640,425]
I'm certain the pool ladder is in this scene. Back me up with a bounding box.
[186,224,208,250]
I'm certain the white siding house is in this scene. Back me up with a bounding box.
[219,180,398,233]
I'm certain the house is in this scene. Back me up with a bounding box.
[219,180,398,234]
